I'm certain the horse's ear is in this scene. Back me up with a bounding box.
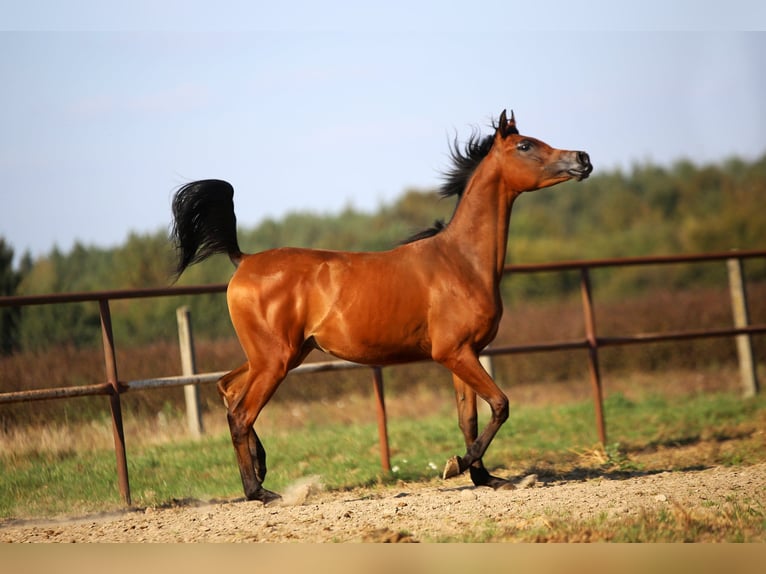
[507,110,518,134]
[496,109,519,138]
[497,109,508,138]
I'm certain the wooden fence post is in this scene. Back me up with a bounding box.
[478,350,494,417]
[727,258,760,397]
[479,350,495,379]
[177,306,204,437]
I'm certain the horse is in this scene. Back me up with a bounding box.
[170,110,592,503]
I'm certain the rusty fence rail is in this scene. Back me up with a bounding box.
[1,249,764,506]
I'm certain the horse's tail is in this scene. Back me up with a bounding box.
[170,179,243,278]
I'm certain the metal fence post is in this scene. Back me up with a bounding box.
[580,267,607,445]
[727,257,760,397]
[99,299,131,506]
[177,306,204,437]
[371,367,391,472]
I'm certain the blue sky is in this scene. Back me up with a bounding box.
[2,3,765,263]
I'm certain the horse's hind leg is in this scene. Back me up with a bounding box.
[452,375,513,489]
[248,428,267,483]
[218,362,284,504]
[219,363,269,484]
[226,410,280,504]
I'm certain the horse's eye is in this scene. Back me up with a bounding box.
[516,140,533,152]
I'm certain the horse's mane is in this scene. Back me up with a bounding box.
[402,129,495,244]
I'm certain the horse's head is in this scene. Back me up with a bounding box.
[491,109,592,192]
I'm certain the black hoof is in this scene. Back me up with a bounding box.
[262,490,282,506]
[486,476,515,490]
[469,466,514,490]
[246,488,282,505]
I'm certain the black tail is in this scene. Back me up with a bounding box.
[170,179,243,278]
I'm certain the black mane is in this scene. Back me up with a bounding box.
[402,130,495,244]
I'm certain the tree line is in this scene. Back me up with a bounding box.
[2,154,765,353]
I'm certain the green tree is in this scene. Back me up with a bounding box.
[0,238,23,354]
[11,154,766,347]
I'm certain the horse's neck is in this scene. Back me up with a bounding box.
[442,159,518,288]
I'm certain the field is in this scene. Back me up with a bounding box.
[2,367,765,542]
[1,284,765,542]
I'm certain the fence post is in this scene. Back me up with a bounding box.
[99,299,131,506]
[478,350,494,417]
[177,306,204,437]
[580,267,607,445]
[371,367,391,472]
[479,349,495,379]
[727,257,760,397]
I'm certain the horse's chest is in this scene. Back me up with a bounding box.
[435,288,502,342]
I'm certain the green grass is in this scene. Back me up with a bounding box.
[1,390,764,521]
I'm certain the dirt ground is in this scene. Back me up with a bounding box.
[2,461,764,543]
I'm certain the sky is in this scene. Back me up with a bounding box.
[2,2,766,264]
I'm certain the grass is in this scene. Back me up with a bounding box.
[2,383,765,530]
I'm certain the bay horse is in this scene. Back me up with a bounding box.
[171,110,592,503]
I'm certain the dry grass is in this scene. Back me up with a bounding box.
[0,365,754,460]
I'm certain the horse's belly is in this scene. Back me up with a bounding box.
[319,342,431,365]
[311,315,431,365]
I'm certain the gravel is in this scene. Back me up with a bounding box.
[3,462,764,542]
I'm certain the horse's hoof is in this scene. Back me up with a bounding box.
[443,455,463,479]
[261,489,283,506]
[246,488,282,505]
[482,475,514,490]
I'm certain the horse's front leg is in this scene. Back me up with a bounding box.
[452,374,514,489]
[439,348,511,488]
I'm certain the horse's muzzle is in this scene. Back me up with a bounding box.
[568,151,593,180]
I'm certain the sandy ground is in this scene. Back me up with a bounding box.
[2,462,764,542]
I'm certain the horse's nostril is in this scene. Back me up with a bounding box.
[577,151,591,166]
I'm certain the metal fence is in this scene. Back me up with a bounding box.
[1,249,764,506]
